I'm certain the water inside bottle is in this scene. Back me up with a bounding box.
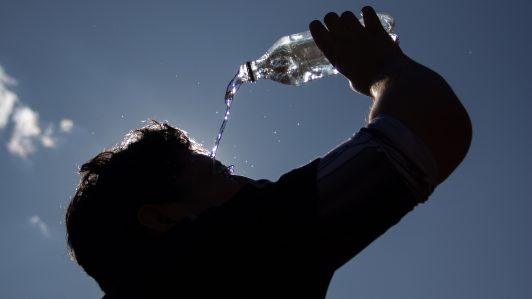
[209,12,396,161]
[210,64,252,160]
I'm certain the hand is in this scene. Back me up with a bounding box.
[309,6,405,96]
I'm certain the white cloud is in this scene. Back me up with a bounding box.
[7,106,41,158]
[60,118,74,133]
[40,125,56,148]
[29,215,51,238]
[0,65,17,85]
[0,64,75,158]
[0,65,18,128]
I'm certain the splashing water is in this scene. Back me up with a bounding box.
[210,63,253,160]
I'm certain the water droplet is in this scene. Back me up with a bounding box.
[227,165,235,174]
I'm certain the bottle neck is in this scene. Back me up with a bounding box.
[245,61,256,83]
[247,55,273,83]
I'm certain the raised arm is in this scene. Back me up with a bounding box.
[310,6,472,184]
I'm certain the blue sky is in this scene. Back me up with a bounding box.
[1,0,531,298]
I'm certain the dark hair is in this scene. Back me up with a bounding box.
[65,120,207,291]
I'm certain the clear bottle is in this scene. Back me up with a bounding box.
[211,13,397,160]
[245,13,397,86]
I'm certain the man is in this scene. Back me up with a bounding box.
[65,6,472,299]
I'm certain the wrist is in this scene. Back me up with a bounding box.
[369,55,413,99]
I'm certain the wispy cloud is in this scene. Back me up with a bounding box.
[0,64,74,158]
[29,215,51,238]
[0,65,18,128]
[60,118,74,133]
[7,106,42,158]
[40,124,56,148]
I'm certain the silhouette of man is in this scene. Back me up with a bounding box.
[65,6,472,299]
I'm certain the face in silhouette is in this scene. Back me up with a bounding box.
[137,152,242,233]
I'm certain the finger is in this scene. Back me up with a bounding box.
[361,6,387,35]
[323,12,350,39]
[340,11,364,35]
[309,20,335,60]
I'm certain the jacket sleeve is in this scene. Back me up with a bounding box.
[316,115,438,272]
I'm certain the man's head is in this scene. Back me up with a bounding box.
[65,120,239,291]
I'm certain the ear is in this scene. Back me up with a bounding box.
[137,204,177,233]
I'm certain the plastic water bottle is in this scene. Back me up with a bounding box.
[211,13,397,160]
[245,13,397,86]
